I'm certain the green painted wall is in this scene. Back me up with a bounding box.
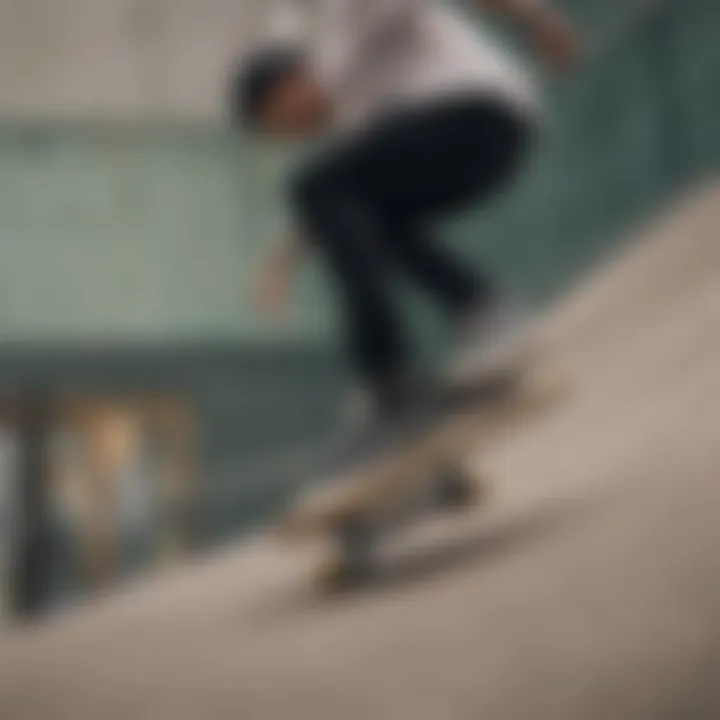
[0,128,332,341]
[454,0,719,298]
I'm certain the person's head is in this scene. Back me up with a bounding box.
[229,44,332,139]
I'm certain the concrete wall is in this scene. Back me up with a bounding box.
[0,0,295,122]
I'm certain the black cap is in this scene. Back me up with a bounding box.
[228,44,306,128]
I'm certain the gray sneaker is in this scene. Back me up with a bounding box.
[330,375,432,472]
[446,296,533,385]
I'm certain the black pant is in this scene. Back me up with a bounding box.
[291,95,532,396]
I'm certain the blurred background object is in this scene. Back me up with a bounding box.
[0,392,196,619]
[0,0,717,624]
[0,426,19,624]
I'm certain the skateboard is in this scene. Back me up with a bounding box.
[278,368,563,590]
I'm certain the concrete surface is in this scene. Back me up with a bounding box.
[0,183,719,719]
[0,0,301,121]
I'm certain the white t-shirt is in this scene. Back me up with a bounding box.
[312,0,541,131]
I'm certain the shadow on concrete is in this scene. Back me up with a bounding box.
[339,498,591,596]
[253,493,602,623]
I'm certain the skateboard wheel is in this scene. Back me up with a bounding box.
[434,468,481,511]
[313,515,377,591]
[314,554,374,592]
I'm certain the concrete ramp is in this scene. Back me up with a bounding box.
[1,184,720,720]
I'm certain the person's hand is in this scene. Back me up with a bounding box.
[480,1,582,73]
[529,10,582,72]
[255,235,307,318]
[255,253,291,318]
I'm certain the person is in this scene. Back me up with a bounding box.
[230,0,580,431]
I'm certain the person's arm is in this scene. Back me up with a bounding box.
[477,0,581,71]
[255,234,308,317]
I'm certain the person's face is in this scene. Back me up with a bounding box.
[256,68,332,139]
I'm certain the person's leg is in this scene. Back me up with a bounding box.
[333,96,532,319]
[290,96,533,402]
[381,217,495,315]
[291,162,410,407]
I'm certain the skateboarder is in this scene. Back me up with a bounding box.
[230,0,579,430]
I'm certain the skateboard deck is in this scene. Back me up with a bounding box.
[278,368,564,589]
